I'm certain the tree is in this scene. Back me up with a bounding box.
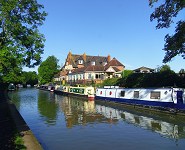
[0,0,47,83]
[38,56,59,85]
[21,71,38,86]
[159,64,173,72]
[149,0,185,63]
[122,70,133,78]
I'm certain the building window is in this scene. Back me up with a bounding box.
[121,91,125,97]
[88,73,91,79]
[134,91,139,98]
[78,60,83,64]
[150,91,160,99]
[95,74,101,79]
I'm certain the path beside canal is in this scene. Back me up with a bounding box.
[0,90,43,150]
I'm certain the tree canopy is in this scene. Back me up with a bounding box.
[38,56,59,85]
[0,0,47,83]
[149,0,185,63]
[21,71,38,86]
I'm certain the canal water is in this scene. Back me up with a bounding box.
[8,88,185,150]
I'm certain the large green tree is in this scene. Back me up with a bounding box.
[0,0,47,83]
[38,56,59,85]
[21,71,38,86]
[149,0,185,63]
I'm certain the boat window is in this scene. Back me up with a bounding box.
[150,91,160,99]
[121,91,125,97]
[134,91,139,98]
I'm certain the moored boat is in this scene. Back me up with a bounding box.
[54,85,95,99]
[95,86,185,112]
[8,83,16,91]
[88,94,95,100]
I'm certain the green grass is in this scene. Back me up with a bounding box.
[14,134,26,150]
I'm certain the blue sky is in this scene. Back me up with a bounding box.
[25,0,184,72]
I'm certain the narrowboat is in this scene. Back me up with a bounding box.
[95,86,185,112]
[54,85,95,99]
[39,84,55,92]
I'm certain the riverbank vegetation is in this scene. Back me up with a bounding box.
[0,71,38,89]
[99,65,185,88]
[0,0,47,89]
[14,134,26,150]
[38,55,60,85]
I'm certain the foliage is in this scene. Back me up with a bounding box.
[158,64,174,73]
[0,0,47,83]
[118,71,185,88]
[122,70,133,78]
[101,78,119,87]
[1,67,23,84]
[14,134,26,150]
[149,0,185,63]
[179,68,185,73]
[38,56,59,84]
[21,71,38,86]
[0,70,38,86]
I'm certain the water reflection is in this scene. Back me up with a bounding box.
[96,101,185,140]
[9,89,185,149]
[38,92,58,125]
[54,94,185,140]
[56,96,118,128]
[120,110,185,139]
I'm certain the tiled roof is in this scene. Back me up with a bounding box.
[112,67,121,72]
[134,66,154,71]
[69,65,105,74]
[105,57,124,69]
[65,52,125,75]
[70,67,86,74]
[67,53,108,67]
[85,65,105,72]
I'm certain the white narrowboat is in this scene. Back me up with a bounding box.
[95,87,185,111]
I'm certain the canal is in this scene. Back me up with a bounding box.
[8,88,185,150]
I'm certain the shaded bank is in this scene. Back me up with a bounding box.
[0,89,43,150]
[0,93,16,149]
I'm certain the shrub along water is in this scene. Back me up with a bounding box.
[100,71,185,88]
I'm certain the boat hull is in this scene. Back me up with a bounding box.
[95,96,185,112]
[54,90,89,99]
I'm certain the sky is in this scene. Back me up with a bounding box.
[24,0,185,73]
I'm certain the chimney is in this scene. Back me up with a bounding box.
[83,53,86,61]
[107,54,111,62]
[67,51,72,64]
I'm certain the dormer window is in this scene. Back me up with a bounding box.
[78,60,83,64]
[91,61,95,66]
